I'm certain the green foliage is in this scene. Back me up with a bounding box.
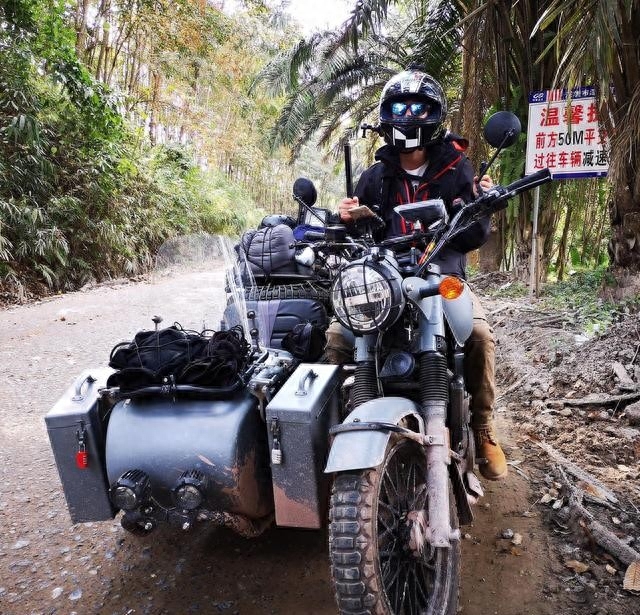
[256,0,466,158]
[0,1,270,297]
[539,268,620,334]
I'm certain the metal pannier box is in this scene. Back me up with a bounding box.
[45,368,115,523]
[266,363,340,529]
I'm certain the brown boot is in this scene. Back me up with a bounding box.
[323,319,354,364]
[474,424,508,481]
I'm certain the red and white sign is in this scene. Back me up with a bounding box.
[525,87,609,179]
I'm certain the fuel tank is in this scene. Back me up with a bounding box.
[105,391,273,519]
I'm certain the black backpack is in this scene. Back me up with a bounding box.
[281,322,326,362]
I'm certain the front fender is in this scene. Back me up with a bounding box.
[324,397,421,473]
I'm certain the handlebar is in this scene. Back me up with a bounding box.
[415,167,552,277]
[468,168,552,217]
[303,230,326,241]
[502,168,552,197]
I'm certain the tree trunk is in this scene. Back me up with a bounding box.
[555,204,572,280]
[74,0,91,58]
[148,72,161,146]
[478,217,503,272]
[606,171,640,299]
[513,185,557,285]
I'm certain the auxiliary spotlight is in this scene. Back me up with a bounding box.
[110,469,150,511]
[173,469,207,511]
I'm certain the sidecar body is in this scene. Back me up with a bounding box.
[46,290,339,535]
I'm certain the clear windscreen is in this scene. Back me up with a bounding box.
[127,233,242,337]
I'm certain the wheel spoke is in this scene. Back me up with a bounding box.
[378,497,400,519]
[393,564,403,614]
[378,512,394,532]
[406,459,417,506]
[379,536,399,562]
[411,483,428,510]
[382,550,400,584]
[378,529,397,548]
[399,572,410,614]
[393,457,406,510]
[384,561,402,591]
[418,553,437,590]
[382,470,401,504]
[414,565,431,605]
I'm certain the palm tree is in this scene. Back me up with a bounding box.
[533,0,640,293]
[254,1,466,159]
[262,1,635,285]
[258,0,560,277]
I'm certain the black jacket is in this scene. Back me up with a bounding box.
[352,137,490,279]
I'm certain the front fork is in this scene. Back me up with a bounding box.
[419,351,460,548]
[351,313,459,548]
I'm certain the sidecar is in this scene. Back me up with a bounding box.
[46,260,340,537]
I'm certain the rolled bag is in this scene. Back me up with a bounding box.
[238,224,297,279]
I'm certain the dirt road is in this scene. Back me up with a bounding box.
[0,266,575,615]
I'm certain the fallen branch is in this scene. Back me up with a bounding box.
[547,391,640,408]
[556,466,640,566]
[533,440,618,504]
[524,314,575,328]
[489,302,516,316]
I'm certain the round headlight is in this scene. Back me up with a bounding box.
[331,253,405,333]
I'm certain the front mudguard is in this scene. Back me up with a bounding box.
[324,397,422,473]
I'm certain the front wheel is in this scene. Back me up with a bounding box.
[329,438,460,615]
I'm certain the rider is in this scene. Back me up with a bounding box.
[326,67,507,481]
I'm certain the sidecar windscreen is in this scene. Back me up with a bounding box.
[394,199,448,229]
[223,298,328,350]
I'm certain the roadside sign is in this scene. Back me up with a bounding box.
[525,86,609,179]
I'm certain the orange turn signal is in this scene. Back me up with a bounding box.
[439,276,464,300]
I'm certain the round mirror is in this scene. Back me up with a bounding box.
[484,111,521,148]
[293,177,317,206]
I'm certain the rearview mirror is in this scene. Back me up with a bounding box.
[484,111,521,148]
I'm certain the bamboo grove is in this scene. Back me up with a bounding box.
[0,0,303,296]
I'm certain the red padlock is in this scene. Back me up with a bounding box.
[75,448,88,469]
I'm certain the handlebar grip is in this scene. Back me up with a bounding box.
[504,168,552,194]
[304,231,326,241]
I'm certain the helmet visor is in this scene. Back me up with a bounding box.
[390,101,431,117]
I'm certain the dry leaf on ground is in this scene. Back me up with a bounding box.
[565,560,590,574]
[623,560,640,592]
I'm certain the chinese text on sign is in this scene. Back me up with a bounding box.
[525,87,609,179]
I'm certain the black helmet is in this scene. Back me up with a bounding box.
[378,69,447,151]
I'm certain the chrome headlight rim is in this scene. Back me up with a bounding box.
[331,255,405,334]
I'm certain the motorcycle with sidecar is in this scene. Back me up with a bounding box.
[45,112,551,614]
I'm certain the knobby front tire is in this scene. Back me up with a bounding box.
[329,438,460,615]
